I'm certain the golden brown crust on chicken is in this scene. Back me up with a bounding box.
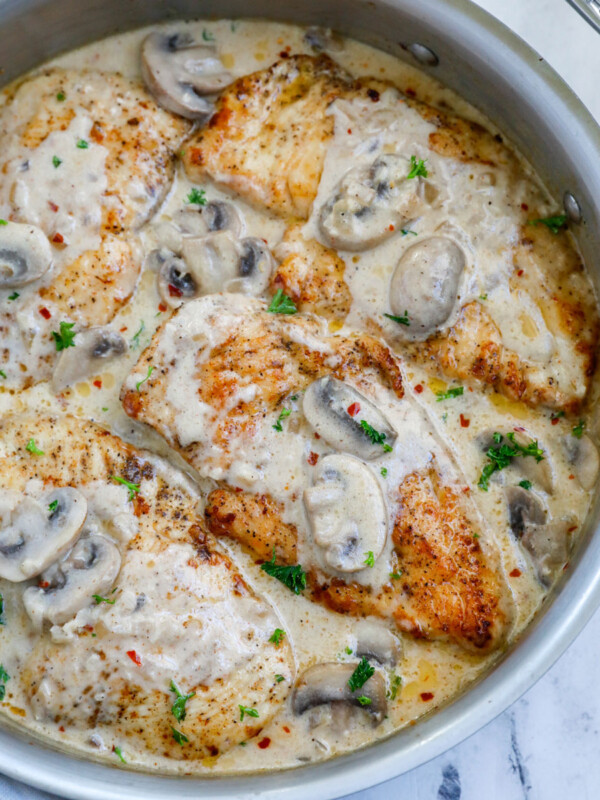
[271,223,352,320]
[1,414,292,759]
[183,55,351,218]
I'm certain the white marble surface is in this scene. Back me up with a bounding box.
[1,2,599,800]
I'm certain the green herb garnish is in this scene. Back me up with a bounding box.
[130,320,145,349]
[238,705,259,721]
[186,187,207,206]
[25,439,44,456]
[135,365,154,392]
[357,696,372,706]
[519,480,532,490]
[261,549,306,595]
[170,680,196,722]
[48,499,59,513]
[269,628,286,646]
[401,229,418,236]
[275,674,285,683]
[479,293,488,301]
[406,155,428,179]
[572,420,585,439]
[380,467,388,478]
[360,420,393,452]
[478,432,544,491]
[76,139,89,149]
[93,590,117,605]
[171,727,189,746]
[529,214,567,235]
[435,386,464,402]
[348,656,374,692]
[202,28,215,41]
[51,321,77,351]
[110,475,140,501]
[0,665,10,701]
[52,155,62,168]
[273,407,292,432]
[7,292,19,301]
[56,91,66,101]
[267,289,297,315]
[389,571,402,580]
[113,746,126,763]
[388,673,402,700]
[384,311,410,326]
[0,371,5,379]
[363,551,375,568]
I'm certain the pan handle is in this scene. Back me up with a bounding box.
[566,0,600,33]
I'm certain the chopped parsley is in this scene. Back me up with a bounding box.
[389,571,402,580]
[344,646,353,655]
[518,480,532,490]
[93,588,117,604]
[52,155,62,168]
[186,187,207,206]
[267,289,297,315]
[479,293,488,301]
[238,705,259,721]
[273,407,292,432]
[478,432,544,491]
[130,320,145,349]
[357,696,372,706]
[435,386,464,402]
[363,551,375,568]
[0,665,10,701]
[529,214,567,235]
[135,365,154,391]
[261,549,306,595]
[384,311,410,326]
[202,28,215,41]
[551,410,565,421]
[25,438,44,456]
[48,499,59,513]
[51,321,77,351]
[401,228,418,236]
[388,673,402,700]
[348,656,374,692]
[406,155,428,179]
[76,139,89,149]
[170,680,196,722]
[0,371,5,380]
[7,292,19,301]
[56,91,66,101]
[113,746,126,764]
[269,628,286,646]
[171,727,189,746]
[0,220,6,225]
[380,467,388,478]
[110,475,140,501]
[275,674,285,683]
[360,420,393,452]
[572,420,585,439]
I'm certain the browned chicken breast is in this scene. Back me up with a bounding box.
[0,414,292,759]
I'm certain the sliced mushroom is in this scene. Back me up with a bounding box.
[354,620,402,666]
[505,485,547,537]
[478,430,553,494]
[318,154,430,251]
[562,434,599,490]
[141,32,232,119]
[0,488,87,582]
[292,663,387,724]
[173,201,244,239]
[52,327,127,391]
[389,237,465,339]
[154,247,198,308]
[304,27,345,52]
[304,453,388,573]
[23,532,121,626]
[0,221,52,289]
[303,376,397,460]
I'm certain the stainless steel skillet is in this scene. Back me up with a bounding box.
[0,1,598,798]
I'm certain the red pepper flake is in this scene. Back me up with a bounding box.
[551,417,560,426]
[462,486,470,493]
[257,737,271,749]
[126,650,141,666]
[48,201,59,213]
[120,326,128,333]
[509,568,522,578]
[168,283,183,298]
[517,269,524,277]
[52,232,64,244]
[420,692,434,702]
[93,379,102,389]
[314,432,321,440]
[282,725,291,734]
[521,203,529,211]
[347,128,352,135]
[389,224,395,231]
[59,726,65,732]
[158,302,167,313]
[39,306,51,320]
[347,402,361,417]
[568,474,575,480]
[460,413,470,428]
[38,580,50,588]
[307,451,319,466]
[414,384,423,394]
[279,50,290,58]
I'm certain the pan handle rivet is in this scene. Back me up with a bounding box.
[563,191,582,224]
[407,43,439,66]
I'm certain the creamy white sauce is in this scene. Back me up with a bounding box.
[0,17,596,777]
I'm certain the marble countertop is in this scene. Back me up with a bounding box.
[1,2,599,799]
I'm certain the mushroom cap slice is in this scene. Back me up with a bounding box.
[303,376,397,460]
[354,620,402,666]
[155,247,199,308]
[292,663,387,724]
[0,488,87,582]
[52,327,127,391]
[23,532,121,626]
[0,221,52,289]
[389,236,466,339]
[173,201,245,239]
[318,154,429,252]
[304,453,388,573]
[520,518,574,587]
[562,434,599,491]
[505,485,547,537]
[141,32,232,119]
[304,27,345,53]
